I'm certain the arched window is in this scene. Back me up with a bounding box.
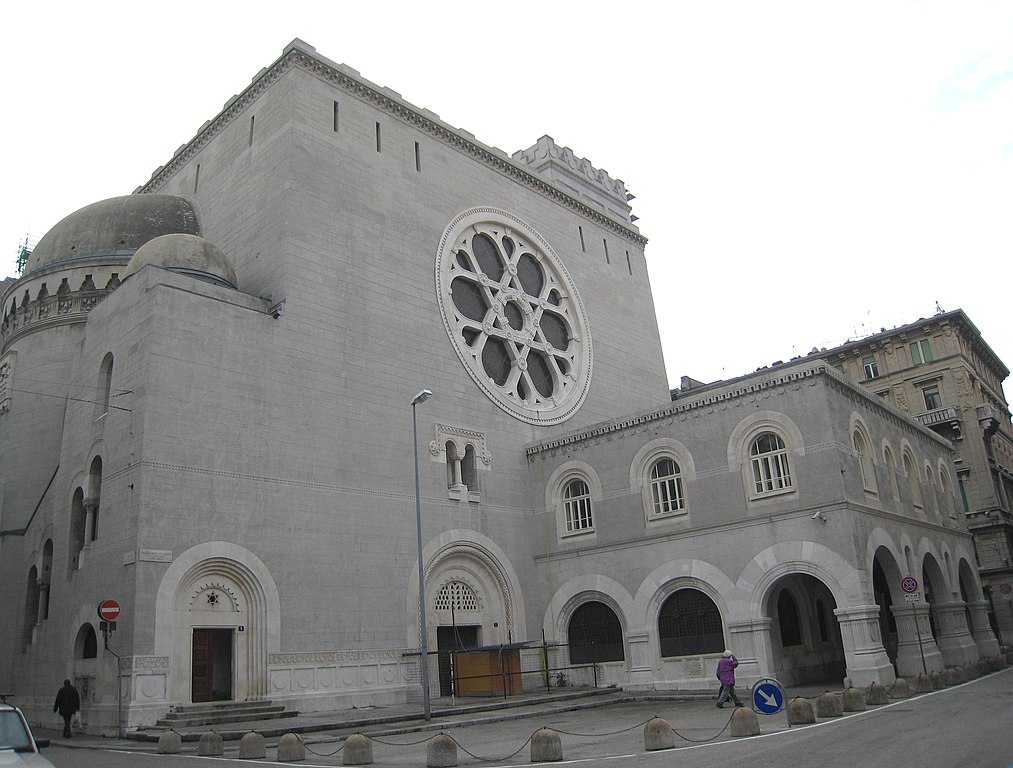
[563,479,593,533]
[883,445,901,506]
[853,428,877,493]
[23,566,40,650]
[750,433,792,494]
[568,601,625,663]
[87,456,103,542]
[649,458,684,516]
[658,589,724,657]
[75,624,98,659]
[939,468,958,520]
[777,590,803,646]
[97,352,114,419]
[461,445,478,491]
[70,487,86,566]
[902,450,923,509]
[41,540,53,621]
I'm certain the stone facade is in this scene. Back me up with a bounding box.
[0,40,1001,735]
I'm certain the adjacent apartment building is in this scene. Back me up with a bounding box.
[819,309,1013,645]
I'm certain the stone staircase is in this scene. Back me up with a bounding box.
[156,700,297,728]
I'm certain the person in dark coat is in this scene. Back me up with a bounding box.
[715,650,743,708]
[53,679,80,737]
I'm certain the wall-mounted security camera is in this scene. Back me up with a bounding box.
[811,511,827,522]
[268,300,285,319]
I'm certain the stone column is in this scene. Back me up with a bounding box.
[833,605,896,687]
[932,601,980,665]
[890,603,944,676]
[625,630,655,690]
[964,599,1000,658]
[83,498,99,545]
[726,618,772,686]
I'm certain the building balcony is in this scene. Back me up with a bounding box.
[915,406,962,439]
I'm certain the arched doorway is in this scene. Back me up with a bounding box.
[764,574,845,686]
[154,544,280,705]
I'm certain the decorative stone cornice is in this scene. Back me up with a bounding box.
[526,362,953,460]
[2,284,120,350]
[138,44,646,248]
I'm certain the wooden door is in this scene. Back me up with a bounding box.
[192,629,213,703]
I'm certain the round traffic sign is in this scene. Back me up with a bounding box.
[97,599,120,621]
[900,576,919,594]
[751,678,785,714]
[1000,583,1012,596]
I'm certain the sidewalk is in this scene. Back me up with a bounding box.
[33,681,842,754]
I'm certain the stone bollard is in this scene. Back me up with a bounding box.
[729,706,760,737]
[914,673,933,693]
[278,733,306,763]
[343,733,373,766]
[929,671,946,690]
[240,732,266,760]
[531,728,562,762]
[889,677,911,699]
[198,730,224,756]
[944,668,961,687]
[427,733,458,768]
[842,687,866,712]
[815,692,842,718]
[644,716,675,751]
[786,697,815,725]
[865,682,889,705]
[157,730,182,754]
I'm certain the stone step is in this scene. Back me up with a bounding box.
[157,704,297,728]
[167,699,279,715]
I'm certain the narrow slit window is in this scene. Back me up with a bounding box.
[603,239,610,264]
[415,141,421,172]
[375,122,381,152]
[625,250,632,275]
[333,101,340,132]
[578,226,586,252]
[194,163,200,194]
[249,115,255,146]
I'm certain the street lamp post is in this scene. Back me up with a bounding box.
[411,388,433,721]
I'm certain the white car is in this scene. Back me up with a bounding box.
[0,702,55,767]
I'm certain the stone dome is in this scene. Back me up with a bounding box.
[123,233,237,289]
[26,195,202,273]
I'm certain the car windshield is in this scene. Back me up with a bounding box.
[0,710,33,752]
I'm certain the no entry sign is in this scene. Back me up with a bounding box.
[97,599,121,622]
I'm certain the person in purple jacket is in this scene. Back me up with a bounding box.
[715,650,743,708]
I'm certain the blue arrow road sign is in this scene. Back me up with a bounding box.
[752,678,785,714]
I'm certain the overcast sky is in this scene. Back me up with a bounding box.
[3,1,1011,391]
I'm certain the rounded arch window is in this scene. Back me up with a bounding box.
[649,458,684,516]
[750,432,792,494]
[75,623,98,659]
[436,208,592,425]
[567,601,625,663]
[658,589,724,657]
[562,479,593,533]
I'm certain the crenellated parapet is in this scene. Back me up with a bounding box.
[512,136,633,223]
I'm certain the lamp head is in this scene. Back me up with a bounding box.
[411,389,433,406]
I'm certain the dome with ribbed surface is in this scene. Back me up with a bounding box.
[123,233,237,289]
[26,195,201,273]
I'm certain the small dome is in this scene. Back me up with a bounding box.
[123,234,237,289]
[27,195,202,273]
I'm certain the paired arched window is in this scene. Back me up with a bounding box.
[563,479,593,533]
[567,601,625,663]
[750,433,792,495]
[883,444,901,506]
[658,589,724,657]
[649,458,684,516]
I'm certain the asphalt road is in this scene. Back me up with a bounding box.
[40,668,1012,768]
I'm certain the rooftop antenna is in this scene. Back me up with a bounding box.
[934,301,945,315]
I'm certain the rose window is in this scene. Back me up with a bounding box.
[436,208,592,424]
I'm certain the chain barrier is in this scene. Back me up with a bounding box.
[292,709,737,761]
[299,733,344,757]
